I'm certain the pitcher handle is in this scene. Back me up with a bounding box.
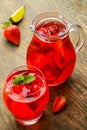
[69,24,85,53]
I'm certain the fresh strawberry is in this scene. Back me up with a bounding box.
[52,96,67,113]
[12,85,23,94]
[3,21,20,45]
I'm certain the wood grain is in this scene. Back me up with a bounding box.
[0,0,87,130]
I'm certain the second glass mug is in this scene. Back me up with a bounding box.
[26,12,84,86]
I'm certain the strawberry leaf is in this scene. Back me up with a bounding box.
[13,75,36,85]
[2,20,12,29]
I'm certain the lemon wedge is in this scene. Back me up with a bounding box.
[10,5,25,23]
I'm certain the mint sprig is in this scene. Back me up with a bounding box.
[13,75,36,85]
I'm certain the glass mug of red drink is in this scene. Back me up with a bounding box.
[26,12,84,86]
[3,65,49,126]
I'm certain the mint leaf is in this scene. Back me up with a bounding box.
[13,75,36,85]
[23,75,36,84]
[13,75,24,85]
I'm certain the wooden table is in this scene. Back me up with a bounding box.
[0,0,87,130]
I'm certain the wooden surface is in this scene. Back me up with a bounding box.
[0,0,87,130]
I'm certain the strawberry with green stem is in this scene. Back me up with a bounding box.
[3,20,20,45]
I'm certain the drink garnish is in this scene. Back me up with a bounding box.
[13,75,36,85]
[9,5,25,23]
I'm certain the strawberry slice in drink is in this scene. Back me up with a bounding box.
[57,60,76,84]
[30,85,41,98]
[53,41,65,69]
[54,41,76,69]
[12,85,23,94]
[43,52,61,83]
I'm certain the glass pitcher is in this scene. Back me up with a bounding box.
[26,12,84,86]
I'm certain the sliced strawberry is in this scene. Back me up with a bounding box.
[30,85,41,97]
[39,28,48,35]
[52,96,67,113]
[12,85,23,94]
[3,21,20,45]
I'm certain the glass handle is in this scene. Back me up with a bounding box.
[69,24,85,53]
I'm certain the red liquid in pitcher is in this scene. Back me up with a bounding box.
[3,69,49,121]
[26,21,76,86]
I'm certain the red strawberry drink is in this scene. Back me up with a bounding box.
[26,12,76,86]
[3,65,49,126]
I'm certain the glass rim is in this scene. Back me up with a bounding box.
[30,12,70,40]
[5,65,46,96]
[7,65,45,78]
